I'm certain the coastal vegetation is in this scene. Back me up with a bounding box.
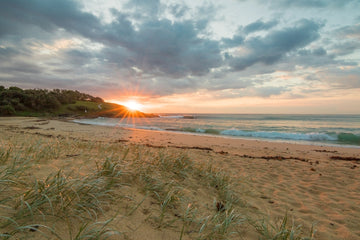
[0,86,155,118]
[0,127,316,239]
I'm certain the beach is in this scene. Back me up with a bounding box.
[1,117,360,239]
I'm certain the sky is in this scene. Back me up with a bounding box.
[1,0,360,114]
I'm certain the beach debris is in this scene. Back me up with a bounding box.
[34,132,54,138]
[31,119,48,122]
[145,143,166,148]
[216,201,225,212]
[330,156,360,162]
[217,150,228,155]
[23,126,41,129]
[268,200,275,204]
[178,146,213,151]
[236,154,308,163]
[66,154,80,157]
[314,149,338,153]
[152,145,214,151]
[310,168,316,171]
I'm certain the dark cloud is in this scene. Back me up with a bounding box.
[0,0,101,38]
[312,47,327,56]
[62,49,95,66]
[228,19,323,71]
[222,28,244,48]
[0,0,222,81]
[243,19,279,34]
[95,18,223,78]
[222,19,279,48]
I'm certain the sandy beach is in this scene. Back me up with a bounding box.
[1,117,359,239]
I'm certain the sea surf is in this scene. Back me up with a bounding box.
[73,114,360,147]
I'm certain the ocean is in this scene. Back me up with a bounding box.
[73,114,360,147]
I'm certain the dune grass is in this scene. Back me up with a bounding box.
[0,130,315,239]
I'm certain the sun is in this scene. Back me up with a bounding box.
[123,100,143,111]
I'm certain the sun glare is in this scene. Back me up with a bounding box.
[123,100,143,111]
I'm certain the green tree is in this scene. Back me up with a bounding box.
[0,104,16,116]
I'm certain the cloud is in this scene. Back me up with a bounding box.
[125,0,161,18]
[221,19,279,48]
[0,0,223,80]
[243,19,279,34]
[262,0,358,8]
[330,41,360,56]
[0,0,359,103]
[0,0,101,39]
[222,31,244,48]
[228,19,323,71]
[327,23,360,57]
[335,24,360,40]
[125,19,223,77]
[318,68,360,89]
[0,46,21,59]
[0,61,42,74]
[254,86,287,97]
[168,3,189,18]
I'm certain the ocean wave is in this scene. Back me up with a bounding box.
[181,127,220,134]
[159,115,185,119]
[218,129,360,145]
[73,118,117,126]
[168,126,360,145]
[220,129,338,142]
[159,115,195,119]
[337,133,360,145]
[73,117,360,146]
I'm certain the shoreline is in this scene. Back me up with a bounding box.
[1,117,360,239]
[72,116,360,149]
[129,126,360,149]
[1,116,360,157]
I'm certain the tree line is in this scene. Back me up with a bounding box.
[0,86,104,116]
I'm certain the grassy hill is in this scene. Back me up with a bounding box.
[55,101,157,118]
[0,86,157,118]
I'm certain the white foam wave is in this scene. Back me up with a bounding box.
[220,129,337,141]
[73,118,117,127]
